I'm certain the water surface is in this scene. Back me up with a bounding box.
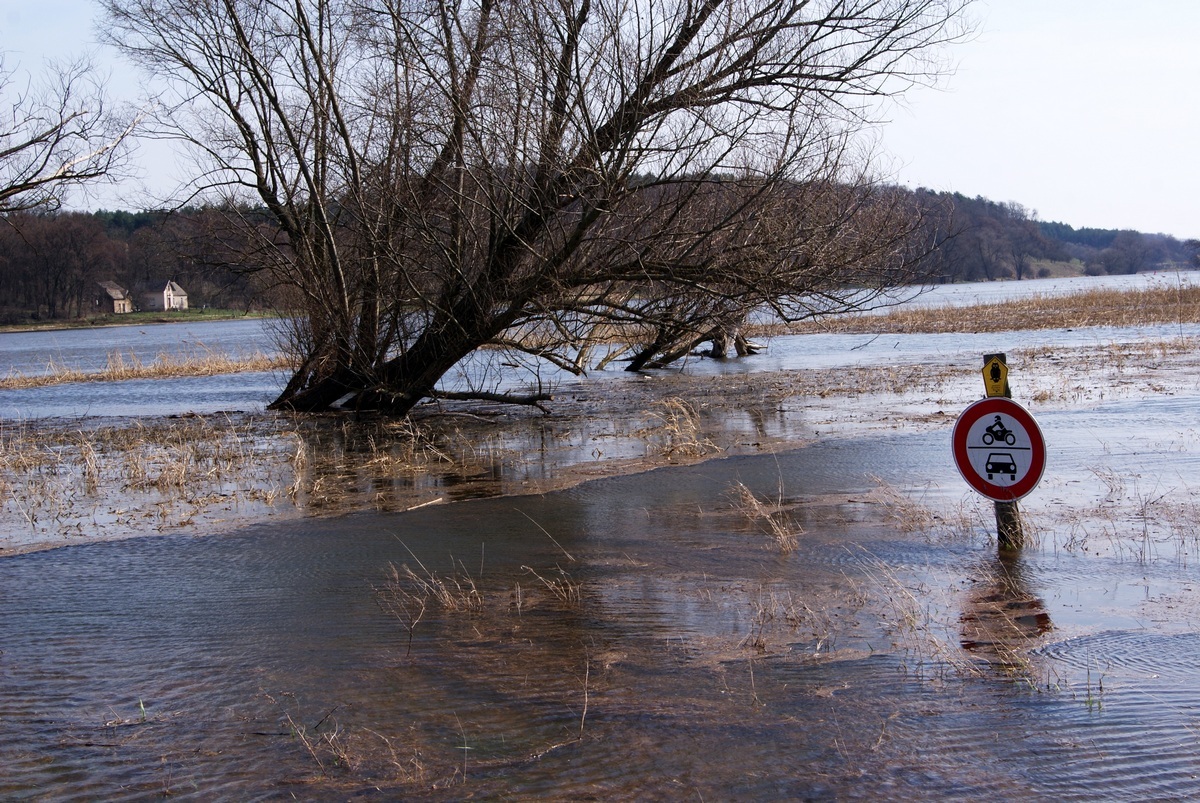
[4,273,1196,419]
[2,419,1199,798]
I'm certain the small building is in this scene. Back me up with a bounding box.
[142,281,189,312]
[97,281,133,314]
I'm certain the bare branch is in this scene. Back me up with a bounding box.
[0,54,136,212]
[100,0,974,415]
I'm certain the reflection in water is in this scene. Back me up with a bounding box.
[959,551,1053,669]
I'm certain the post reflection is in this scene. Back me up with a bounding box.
[960,550,1052,670]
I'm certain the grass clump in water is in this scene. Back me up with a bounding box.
[728,480,800,553]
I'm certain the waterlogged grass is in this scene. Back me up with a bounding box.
[0,414,472,547]
[0,349,292,390]
[1016,337,1200,404]
[0,416,296,538]
[728,480,801,553]
[638,397,720,459]
[778,284,1200,335]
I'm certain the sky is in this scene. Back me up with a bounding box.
[881,0,1200,240]
[2,0,1198,240]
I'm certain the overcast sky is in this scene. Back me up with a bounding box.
[3,0,1197,240]
[882,0,1200,240]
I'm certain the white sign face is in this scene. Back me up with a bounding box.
[952,398,1046,501]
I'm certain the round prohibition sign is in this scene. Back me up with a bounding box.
[952,397,1046,501]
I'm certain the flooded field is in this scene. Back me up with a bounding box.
[3,415,1200,799]
[2,275,1200,798]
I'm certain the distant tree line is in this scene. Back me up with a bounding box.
[2,186,1196,325]
[917,190,1199,283]
[0,208,272,323]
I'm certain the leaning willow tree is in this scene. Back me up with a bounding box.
[103,0,970,414]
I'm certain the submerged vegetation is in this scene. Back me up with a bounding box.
[783,283,1200,335]
[3,328,1198,556]
[2,280,1199,557]
[0,349,291,390]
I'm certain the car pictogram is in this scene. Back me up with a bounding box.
[985,452,1017,481]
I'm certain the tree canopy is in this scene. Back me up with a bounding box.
[102,0,973,415]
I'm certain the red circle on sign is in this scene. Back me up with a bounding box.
[952,397,1046,501]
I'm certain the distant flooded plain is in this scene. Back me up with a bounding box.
[2,275,1200,798]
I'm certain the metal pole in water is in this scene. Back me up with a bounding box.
[983,353,1024,550]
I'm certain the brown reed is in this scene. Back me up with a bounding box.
[0,349,291,391]
[774,284,1200,336]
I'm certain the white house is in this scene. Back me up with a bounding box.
[142,281,189,311]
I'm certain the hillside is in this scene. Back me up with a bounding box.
[915,190,1197,283]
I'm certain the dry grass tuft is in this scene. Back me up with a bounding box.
[522,565,584,606]
[387,560,484,614]
[728,480,801,553]
[377,558,485,655]
[741,586,837,654]
[850,547,984,680]
[639,397,719,458]
[866,476,987,543]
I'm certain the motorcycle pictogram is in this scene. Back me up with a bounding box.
[981,415,1016,446]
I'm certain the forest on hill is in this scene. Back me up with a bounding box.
[0,190,1195,325]
[916,190,1198,283]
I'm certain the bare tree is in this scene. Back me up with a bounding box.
[102,0,971,415]
[0,55,136,213]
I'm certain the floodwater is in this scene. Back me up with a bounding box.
[4,319,1199,419]
[3,275,1200,798]
[2,415,1200,798]
[0,317,285,418]
[0,317,278,375]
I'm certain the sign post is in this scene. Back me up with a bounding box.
[981,354,1010,398]
[952,354,1045,549]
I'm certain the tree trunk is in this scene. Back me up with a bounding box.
[268,364,361,413]
[708,328,729,358]
[270,300,504,416]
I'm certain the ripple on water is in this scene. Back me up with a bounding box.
[1035,629,1200,679]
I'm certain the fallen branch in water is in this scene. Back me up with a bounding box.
[428,389,553,412]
